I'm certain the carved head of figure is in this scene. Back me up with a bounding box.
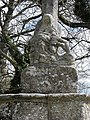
[42,14,53,25]
[39,14,56,34]
[34,13,58,36]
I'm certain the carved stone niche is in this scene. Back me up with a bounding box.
[21,64,78,93]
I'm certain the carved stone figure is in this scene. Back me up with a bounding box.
[29,13,74,65]
[12,0,79,120]
[34,14,58,36]
[23,0,76,94]
[50,33,70,54]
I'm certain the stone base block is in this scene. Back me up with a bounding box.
[11,94,90,120]
[21,65,77,93]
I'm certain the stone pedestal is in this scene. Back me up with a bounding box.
[11,64,80,120]
[21,64,77,93]
[10,94,90,120]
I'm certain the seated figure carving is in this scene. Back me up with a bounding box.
[29,14,74,65]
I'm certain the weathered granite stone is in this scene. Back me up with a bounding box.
[42,0,58,31]
[51,101,82,120]
[12,102,48,120]
[21,65,77,93]
[0,93,89,120]
[0,102,12,120]
[11,95,90,120]
[25,10,76,93]
[28,35,74,66]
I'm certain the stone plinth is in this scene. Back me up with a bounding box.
[21,64,77,93]
[12,102,89,120]
[10,94,90,120]
[0,93,89,120]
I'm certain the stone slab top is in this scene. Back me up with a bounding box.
[0,93,90,103]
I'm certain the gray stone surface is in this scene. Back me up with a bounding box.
[42,0,58,30]
[0,94,90,120]
[21,65,77,93]
[29,33,74,66]
[0,103,12,120]
[28,0,74,66]
[18,0,80,119]
[51,101,83,120]
[12,99,90,120]
[25,0,76,93]
[12,102,48,120]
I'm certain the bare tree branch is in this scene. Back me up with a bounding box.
[10,28,35,38]
[0,49,17,68]
[58,14,90,29]
[75,54,90,61]
[22,13,42,24]
[12,3,37,19]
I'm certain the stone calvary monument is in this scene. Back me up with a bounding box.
[0,0,90,120]
[21,0,77,93]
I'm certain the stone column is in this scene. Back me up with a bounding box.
[42,0,58,29]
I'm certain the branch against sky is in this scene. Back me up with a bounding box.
[58,14,90,29]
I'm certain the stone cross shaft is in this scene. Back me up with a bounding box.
[42,0,58,24]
